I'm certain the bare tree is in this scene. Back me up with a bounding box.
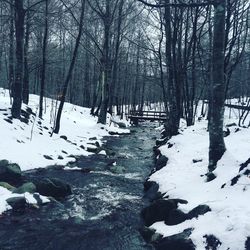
[53,0,86,134]
[11,0,25,118]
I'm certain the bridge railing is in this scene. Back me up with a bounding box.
[128,110,167,120]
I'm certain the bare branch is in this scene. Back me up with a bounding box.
[136,0,215,8]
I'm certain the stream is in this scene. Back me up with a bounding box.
[0,123,159,250]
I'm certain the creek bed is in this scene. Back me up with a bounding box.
[0,122,160,250]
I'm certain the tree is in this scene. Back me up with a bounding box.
[23,0,31,104]
[39,0,49,118]
[11,0,25,118]
[53,0,86,134]
[8,0,14,97]
[208,0,226,170]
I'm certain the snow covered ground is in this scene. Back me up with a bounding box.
[0,88,130,214]
[150,108,250,249]
[0,88,130,170]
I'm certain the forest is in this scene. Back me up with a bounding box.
[0,0,249,249]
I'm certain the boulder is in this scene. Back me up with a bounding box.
[156,138,168,147]
[141,199,177,226]
[153,147,161,157]
[0,160,9,167]
[0,161,22,184]
[187,205,211,219]
[0,182,15,191]
[166,209,188,225]
[143,182,161,201]
[206,172,217,182]
[35,178,72,198]
[6,197,27,211]
[13,182,37,194]
[86,146,100,154]
[154,228,195,250]
[204,235,222,250]
[144,180,159,192]
[140,226,163,243]
[246,237,250,250]
[155,155,168,171]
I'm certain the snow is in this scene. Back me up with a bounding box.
[0,88,130,214]
[0,88,130,171]
[0,186,49,215]
[150,108,250,249]
[64,166,82,171]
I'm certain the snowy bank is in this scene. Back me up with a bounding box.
[0,88,130,171]
[149,111,250,249]
[0,88,130,215]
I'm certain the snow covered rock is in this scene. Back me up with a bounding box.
[187,205,211,219]
[154,228,195,250]
[6,197,27,211]
[141,199,177,226]
[140,226,163,243]
[143,181,160,201]
[166,209,187,225]
[155,155,168,171]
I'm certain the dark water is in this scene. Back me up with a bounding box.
[0,123,159,250]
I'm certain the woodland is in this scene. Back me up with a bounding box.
[0,1,250,249]
[0,0,249,168]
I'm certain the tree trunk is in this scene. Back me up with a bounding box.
[208,0,226,171]
[54,0,86,134]
[108,0,124,114]
[8,0,14,97]
[98,0,111,124]
[11,0,25,118]
[164,0,179,136]
[39,0,49,118]
[23,2,30,105]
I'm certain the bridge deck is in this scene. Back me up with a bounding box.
[128,111,167,123]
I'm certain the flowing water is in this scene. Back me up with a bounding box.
[0,123,159,250]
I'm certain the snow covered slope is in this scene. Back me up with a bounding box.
[150,109,250,249]
[0,88,129,171]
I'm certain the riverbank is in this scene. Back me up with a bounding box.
[142,116,250,250]
[0,123,159,250]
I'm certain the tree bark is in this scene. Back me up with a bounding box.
[8,0,14,97]
[98,0,111,124]
[54,0,86,134]
[23,1,30,104]
[164,0,179,136]
[208,0,226,170]
[11,0,25,118]
[39,0,49,118]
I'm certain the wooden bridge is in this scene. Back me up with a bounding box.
[128,110,167,124]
